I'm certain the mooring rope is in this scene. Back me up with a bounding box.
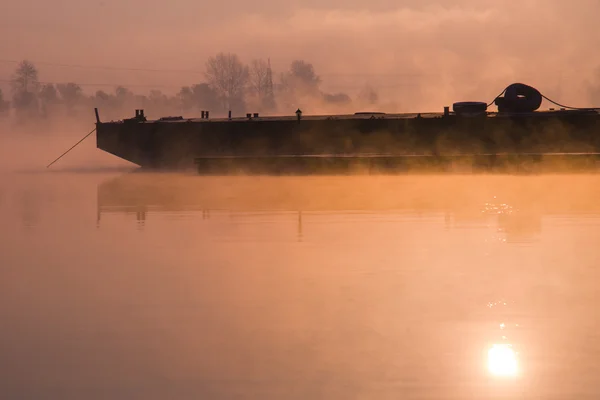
[46,127,96,168]
[540,94,600,111]
[486,85,599,111]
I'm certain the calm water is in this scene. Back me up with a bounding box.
[2,166,600,399]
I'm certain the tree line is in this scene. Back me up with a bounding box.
[0,54,380,123]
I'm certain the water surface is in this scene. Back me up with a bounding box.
[2,169,600,399]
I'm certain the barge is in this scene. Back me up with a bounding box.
[95,83,600,173]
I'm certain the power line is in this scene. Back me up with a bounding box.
[1,58,595,83]
[0,78,182,89]
[0,58,433,78]
[0,59,204,74]
[0,78,421,91]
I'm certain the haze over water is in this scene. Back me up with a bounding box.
[2,132,600,399]
[2,0,600,396]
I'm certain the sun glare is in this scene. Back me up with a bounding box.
[488,344,518,377]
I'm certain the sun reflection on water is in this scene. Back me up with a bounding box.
[488,344,518,377]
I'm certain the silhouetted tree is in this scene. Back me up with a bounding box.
[149,89,167,104]
[11,60,40,118]
[281,60,321,97]
[205,52,249,114]
[323,92,352,105]
[94,90,110,102]
[192,83,220,111]
[57,82,83,113]
[134,94,147,109]
[114,86,135,113]
[590,67,600,106]
[179,86,194,113]
[179,84,222,115]
[115,86,133,100]
[0,54,362,124]
[357,85,379,106]
[0,89,9,116]
[90,90,120,119]
[39,84,58,103]
[277,60,323,112]
[249,59,276,112]
[39,84,58,118]
[147,89,171,116]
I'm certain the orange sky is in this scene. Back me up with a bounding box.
[1,0,599,109]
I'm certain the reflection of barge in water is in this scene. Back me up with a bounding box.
[95,83,600,173]
[97,173,600,241]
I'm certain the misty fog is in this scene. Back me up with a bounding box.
[1,0,600,119]
[3,2,600,399]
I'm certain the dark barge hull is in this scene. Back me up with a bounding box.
[96,109,600,174]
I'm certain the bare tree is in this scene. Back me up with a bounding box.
[249,59,276,112]
[11,60,39,95]
[205,53,249,113]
